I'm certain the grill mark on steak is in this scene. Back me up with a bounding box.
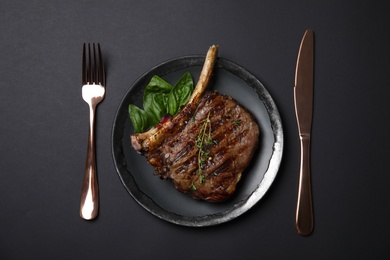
[133,91,260,202]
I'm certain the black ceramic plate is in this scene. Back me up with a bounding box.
[112,56,283,227]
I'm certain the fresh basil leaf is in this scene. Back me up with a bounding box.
[143,92,167,125]
[143,75,173,123]
[128,72,194,133]
[167,72,193,115]
[174,71,193,108]
[128,104,150,133]
[144,75,173,93]
[167,92,178,116]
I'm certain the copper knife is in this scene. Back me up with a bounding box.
[294,29,314,236]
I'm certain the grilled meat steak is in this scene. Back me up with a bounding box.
[144,91,259,201]
[131,45,260,202]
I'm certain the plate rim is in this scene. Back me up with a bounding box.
[111,55,284,227]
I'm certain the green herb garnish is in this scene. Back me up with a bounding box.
[129,72,194,133]
[232,120,241,126]
[189,182,197,191]
[195,112,215,184]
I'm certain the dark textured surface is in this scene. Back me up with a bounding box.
[1,1,389,259]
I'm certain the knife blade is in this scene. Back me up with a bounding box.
[294,29,314,236]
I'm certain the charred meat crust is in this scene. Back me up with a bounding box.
[136,91,260,202]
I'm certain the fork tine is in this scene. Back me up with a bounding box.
[93,43,98,84]
[97,43,105,86]
[82,43,87,85]
[82,43,104,85]
[88,43,92,84]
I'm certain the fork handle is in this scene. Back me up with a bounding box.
[80,104,99,220]
[295,135,313,236]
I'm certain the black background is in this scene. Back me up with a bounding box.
[1,1,389,259]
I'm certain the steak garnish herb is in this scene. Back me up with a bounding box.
[129,72,194,133]
[194,112,215,185]
[189,181,197,191]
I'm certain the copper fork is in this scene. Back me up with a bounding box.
[80,43,105,220]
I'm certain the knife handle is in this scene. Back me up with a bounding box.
[295,135,313,236]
